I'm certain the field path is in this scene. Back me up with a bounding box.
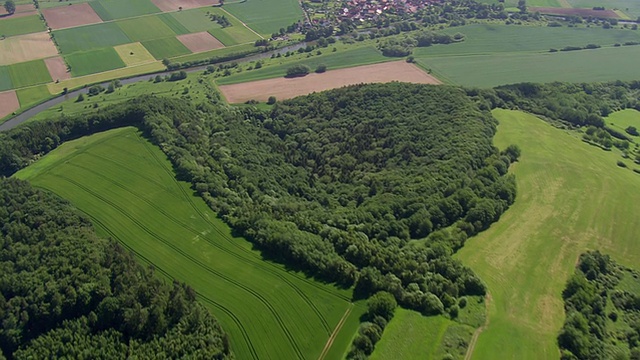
[317,303,354,360]
[463,294,492,360]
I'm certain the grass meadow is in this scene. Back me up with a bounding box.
[216,46,388,85]
[65,48,126,77]
[8,59,52,88]
[89,0,160,21]
[142,37,191,59]
[156,13,191,35]
[456,109,640,359]
[15,127,364,360]
[0,15,46,37]
[207,7,261,45]
[54,22,131,53]
[223,0,303,36]
[170,42,255,62]
[167,8,219,33]
[606,109,640,143]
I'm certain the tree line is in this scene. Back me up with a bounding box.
[0,178,231,359]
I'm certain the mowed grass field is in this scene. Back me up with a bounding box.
[0,66,12,91]
[15,127,364,360]
[0,15,46,37]
[456,109,640,360]
[414,24,640,87]
[223,0,303,35]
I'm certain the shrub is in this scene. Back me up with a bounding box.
[315,64,327,73]
[617,160,627,168]
[626,126,639,136]
[285,64,310,77]
[75,93,84,102]
[267,96,276,105]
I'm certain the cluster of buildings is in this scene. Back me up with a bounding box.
[339,0,440,21]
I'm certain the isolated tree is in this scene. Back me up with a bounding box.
[267,96,276,105]
[315,64,327,73]
[4,0,16,14]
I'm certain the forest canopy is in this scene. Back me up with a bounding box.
[0,83,519,316]
[0,178,231,359]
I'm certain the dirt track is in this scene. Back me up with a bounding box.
[219,61,442,103]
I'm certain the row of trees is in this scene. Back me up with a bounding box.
[0,178,231,359]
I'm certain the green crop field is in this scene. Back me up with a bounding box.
[65,48,126,77]
[0,15,46,37]
[418,45,640,87]
[89,0,160,21]
[116,16,178,42]
[207,7,261,45]
[156,13,190,35]
[141,37,191,59]
[15,127,364,360]
[606,109,640,141]
[15,84,51,108]
[413,24,640,57]
[216,46,389,85]
[223,0,303,35]
[54,22,131,53]
[456,109,640,360]
[7,59,52,88]
[0,66,12,91]
[167,8,219,33]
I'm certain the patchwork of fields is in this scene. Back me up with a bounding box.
[15,127,365,360]
[456,109,640,359]
[0,0,296,116]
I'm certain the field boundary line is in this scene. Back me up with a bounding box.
[463,293,492,360]
[317,303,354,360]
[218,7,264,39]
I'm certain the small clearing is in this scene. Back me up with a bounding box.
[44,56,71,81]
[0,32,58,66]
[0,90,19,119]
[177,32,224,53]
[42,3,103,30]
[151,0,220,12]
[218,61,441,103]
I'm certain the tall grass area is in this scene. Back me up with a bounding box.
[15,127,363,360]
[456,109,640,360]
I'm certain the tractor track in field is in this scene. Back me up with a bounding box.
[65,158,332,335]
[136,132,351,303]
[49,172,306,360]
[86,215,260,360]
[317,303,354,360]
[463,293,492,360]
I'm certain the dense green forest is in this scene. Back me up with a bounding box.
[0,84,518,318]
[559,251,640,360]
[3,80,639,358]
[0,178,231,359]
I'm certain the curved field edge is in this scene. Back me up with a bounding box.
[14,127,361,360]
[456,109,640,359]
